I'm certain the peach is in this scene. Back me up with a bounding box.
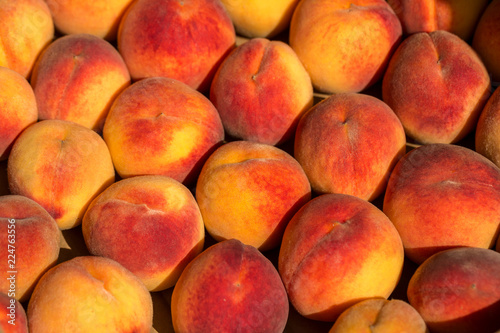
[44,0,134,40]
[0,195,60,302]
[82,175,205,292]
[171,239,289,332]
[294,93,406,201]
[220,0,299,38]
[0,292,28,332]
[30,33,130,132]
[387,0,489,41]
[476,86,500,168]
[195,140,311,251]
[472,0,500,84]
[103,77,224,185]
[27,256,153,332]
[407,247,500,333]
[117,0,236,92]
[383,143,500,264]
[329,298,428,333]
[289,0,402,94]
[278,193,405,322]
[210,38,313,145]
[0,66,38,161]
[0,0,54,78]
[382,30,491,144]
[7,120,115,230]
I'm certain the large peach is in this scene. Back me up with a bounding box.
[0,0,54,78]
[0,195,60,302]
[117,0,236,92]
[8,120,115,230]
[44,0,134,40]
[220,0,299,38]
[382,30,491,144]
[210,38,313,145]
[195,140,311,251]
[329,298,428,333]
[82,175,205,291]
[279,193,405,322]
[407,247,500,333]
[0,292,28,332]
[289,0,402,94]
[171,239,289,333]
[472,0,500,84]
[294,93,406,201]
[383,143,500,264]
[0,66,38,161]
[27,256,153,333]
[30,33,131,132]
[103,77,224,185]
[387,0,489,41]
[476,86,500,168]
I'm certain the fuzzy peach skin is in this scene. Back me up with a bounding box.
[329,298,429,333]
[30,33,130,132]
[278,193,405,322]
[7,120,115,230]
[387,0,489,41]
[82,175,205,292]
[220,0,299,38]
[0,195,60,302]
[289,0,402,94]
[407,247,500,333]
[171,239,289,333]
[0,66,38,161]
[195,140,311,251]
[44,0,134,40]
[472,0,500,83]
[27,256,153,333]
[103,77,224,185]
[0,292,28,333]
[476,86,500,168]
[210,38,313,145]
[382,30,491,144]
[0,0,54,79]
[383,144,500,264]
[294,93,406,201]
[117,0,236,92]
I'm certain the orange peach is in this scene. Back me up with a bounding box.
[382,30,491,144]
[329,298,428,333]
[82,175,205,292]
[0,195,60,302]
[0,66,38,161]
[210,38,313,145]
[8,120,115,230]
[476,86,500,168]
[289,0,402,94]
[0,0,54,78]
[220,0,299,38]
[171,239,289,332]
[103,77,224,185]
[27,256,153,332]
[0,292,28,332]
[387,0,489,41]
[294,93,406,201]
[30,33,131,132]
[44,0,134,40]
[407,247,500,333]
[279,193,405,322]
[472,0,500,84]
[195,140,311,251]
[117,0,236,92]
[383,143,500,264]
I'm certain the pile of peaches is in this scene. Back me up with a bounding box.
[1,0,500,332]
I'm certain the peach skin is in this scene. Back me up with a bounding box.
[0,292,28,332]
[476,85,500,168]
